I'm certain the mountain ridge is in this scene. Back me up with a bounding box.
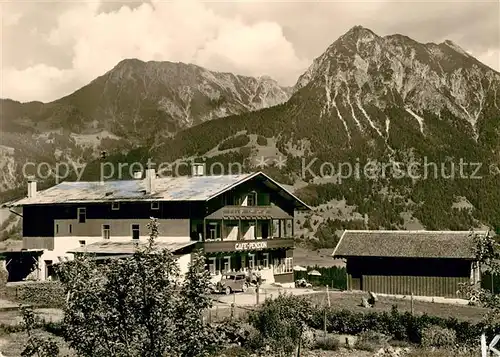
[1,25,499,247]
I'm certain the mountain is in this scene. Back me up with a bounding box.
[127,25,499,245]
[0,60,291,194]
[3,25,500,247]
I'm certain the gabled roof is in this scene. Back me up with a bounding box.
[4,172,311,210]
[332,230,488,260]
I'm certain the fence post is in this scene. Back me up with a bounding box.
[410,292,414,316]
[256,284,260,305]
[215,305,219,320]
[208,308,212,323]
[323,307,327,341]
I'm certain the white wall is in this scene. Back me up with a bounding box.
[177,254,191,277]
[54,219,190,239]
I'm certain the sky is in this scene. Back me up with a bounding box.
[1,0,499,103]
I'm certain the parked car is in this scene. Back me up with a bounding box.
[295,278,312,288]
[217,272,249,294]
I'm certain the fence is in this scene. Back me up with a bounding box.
[294,266,347,290]
[204,286,294,323]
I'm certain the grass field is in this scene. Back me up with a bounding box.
[307,291,486,322]
[0,290,487,355]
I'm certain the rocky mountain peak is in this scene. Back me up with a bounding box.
[293,26,500,143]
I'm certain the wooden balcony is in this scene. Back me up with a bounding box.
[200,238,294,253]
[205,205,293,220]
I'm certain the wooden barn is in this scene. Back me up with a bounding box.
[332,230,484,298]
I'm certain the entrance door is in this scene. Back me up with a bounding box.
[261,221,269,239]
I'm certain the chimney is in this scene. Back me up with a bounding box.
[133,170,143,179]
[27,177,37,198]
[191,162,205,177]
[145,163,156,194]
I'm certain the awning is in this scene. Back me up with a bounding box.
[205,205,293,220]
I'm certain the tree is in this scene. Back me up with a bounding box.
[459,230,500,325]
[248,293,314,357]
[20,305,60,357]
[55,217,223,357]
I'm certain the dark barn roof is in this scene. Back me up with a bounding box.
[332,230,488,260]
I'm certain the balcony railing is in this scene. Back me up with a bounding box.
[205,205,293,220]
[201,238,294,253]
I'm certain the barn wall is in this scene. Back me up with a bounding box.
[346,257,472,298]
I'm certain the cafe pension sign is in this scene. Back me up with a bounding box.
[235,241,268,251]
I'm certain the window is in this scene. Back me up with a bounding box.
[262,253,269,269]
[208,223,219,240]
[77,207,86,223]
[284,257,293,273]
[102,224,110,239]
[79,240,86,247]
[274,257,293,274]
[151,201,160,210]
[111,202,120,210]
[248,253,255,269]
[246,192,256,206]
[132,224,140,240]
[223,256,231,272]
[207,257,216,275]
[69,224,72,234]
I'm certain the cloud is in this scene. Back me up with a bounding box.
[2,0,307,102]
[475,49,500,72]
[2,0,498,103]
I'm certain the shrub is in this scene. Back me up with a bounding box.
[301,327,315,349]
[6,282,65,308]
[256,135,268,146]
[421,325,457,348]
[217,346,250,357]
[248,293,314,355]
[313,336,339,351]
[307,307,483,346]
[354,330,390,352]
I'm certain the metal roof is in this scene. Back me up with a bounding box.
[332,230,488,259]
[68,240,196,255]
[0,239,43,254]
[4,172,311,210]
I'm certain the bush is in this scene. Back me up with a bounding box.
[256,135,268,146]
[421,325,457,348]
[217,346,250,357]
[301,327,315,349]
[248,293,314,355]
[6,282,65,308]
[354,330,390,352]
[313,336,339,351]
[306,307,483,346]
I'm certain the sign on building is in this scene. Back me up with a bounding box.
[234,241,268,251]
